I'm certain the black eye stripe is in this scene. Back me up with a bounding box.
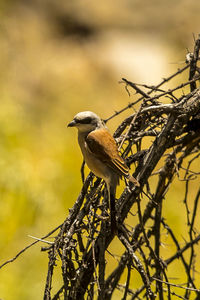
[77,117,92,124]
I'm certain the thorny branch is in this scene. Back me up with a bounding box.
[1,35,200,300]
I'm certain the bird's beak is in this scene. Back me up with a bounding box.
[67,120,76,127]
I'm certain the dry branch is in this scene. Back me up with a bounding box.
[1,35,200,300]
[42,34,200,300]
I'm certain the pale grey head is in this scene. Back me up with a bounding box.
[67,111,105,133]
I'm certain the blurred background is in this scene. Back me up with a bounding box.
[0,0,200,299]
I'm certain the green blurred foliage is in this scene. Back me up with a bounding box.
[0,0,200,299]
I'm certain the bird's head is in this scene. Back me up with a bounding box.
[67,111,105,133]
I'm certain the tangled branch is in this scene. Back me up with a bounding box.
[1,34,200,300]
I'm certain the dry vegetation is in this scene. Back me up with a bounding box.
[38,36,200,299]
[1,1,200,299]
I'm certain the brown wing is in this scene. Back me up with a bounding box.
[86,128,130,177]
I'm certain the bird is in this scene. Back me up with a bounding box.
[67,111,139,231]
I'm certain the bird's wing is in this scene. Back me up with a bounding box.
[86,128,130,177]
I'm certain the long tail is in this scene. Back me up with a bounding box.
[107,183,117,233]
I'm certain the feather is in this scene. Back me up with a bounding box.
[86,128,139,186]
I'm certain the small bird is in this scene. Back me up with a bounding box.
[68,111,139,231]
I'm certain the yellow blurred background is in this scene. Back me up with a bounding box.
[0,1,200,299]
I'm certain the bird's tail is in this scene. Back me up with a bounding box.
[107,183,117,233]
[110,190,116,233]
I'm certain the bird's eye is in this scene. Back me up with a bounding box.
[79,117,92,124]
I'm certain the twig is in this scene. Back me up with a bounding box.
[28,235,54,245]
[0,224,61,270]
[118,230,155,300]
[152,277,200,293]
[189,34,200,91]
